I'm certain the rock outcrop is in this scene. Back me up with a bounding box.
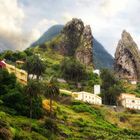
[61,18,93,66]
[114,30,140,81]
[75,25,93,66]
[31,23,114,69]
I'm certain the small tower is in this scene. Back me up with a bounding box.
[94,85,100,95]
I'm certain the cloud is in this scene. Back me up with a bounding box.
[100,0,128,17]
[1,0,140,56]
[76,0,94,6]
[0,0,58,50]
[0,0,26,51]
[0,0,24,34]
[30,18,58,42]
[62,13,73,22]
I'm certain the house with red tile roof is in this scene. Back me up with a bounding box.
[0,61,6,68]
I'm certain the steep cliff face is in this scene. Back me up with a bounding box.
[60,18,84,56]
[60,18,93,66]
[75,25,93,66]
[114,30,140,80]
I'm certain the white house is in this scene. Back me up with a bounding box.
[93,69,100,76]
[94,85,101,95]
[130,80,137,85]
[119,93,140,110]
[72,91,102,105]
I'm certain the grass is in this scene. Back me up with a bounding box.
[0,96,140,140]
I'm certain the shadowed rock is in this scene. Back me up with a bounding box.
[114,30,140,81]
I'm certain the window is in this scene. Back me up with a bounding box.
[73,94,78,98]
[132,100,135,103]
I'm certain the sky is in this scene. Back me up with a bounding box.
[0,0,140,56]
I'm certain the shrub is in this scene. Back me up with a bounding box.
[126,108,137,114]
[119,115,128,123]
[72,102,97,115]
[44,118,58,132]
[0,120,13,140]
[62,114,68,122]
[14,131,32,140]
[73,118,88,127]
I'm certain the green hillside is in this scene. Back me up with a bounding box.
[31,25,64,47]
[93,38,114,69]
[0,96,140,140]
[0,49,140,140]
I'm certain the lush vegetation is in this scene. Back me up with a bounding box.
[0,47,140,139]
[0,69,43,119]
[100,69,124,105]
[60,58,86,84]
[0,95,140,140]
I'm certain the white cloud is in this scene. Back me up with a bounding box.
[62,13,73,23]
[1,0,140,56]
[30,18,58,42]
[0,0,26,50]
[76,0,94,6]
[100,0,128,17]
[0,0,24,34]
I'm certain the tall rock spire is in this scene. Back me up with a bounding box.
[114,30,140,81]
[61,18,93,67]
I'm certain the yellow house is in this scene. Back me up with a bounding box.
[119,93,140,110]
[5,63,27,85]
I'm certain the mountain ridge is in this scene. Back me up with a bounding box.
[30,21,114,69]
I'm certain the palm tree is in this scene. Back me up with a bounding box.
[25,80,42,132]
[44,76,60,116]
[25,80,41,119]
[32,55,45,80]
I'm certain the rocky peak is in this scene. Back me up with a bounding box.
[61,18,93,66]
[63,18,84,34]
[121,30,138,48]
[114,30,140,81]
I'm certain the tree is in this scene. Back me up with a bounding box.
[1,50,27,62]
[25,80,42,119]
[0,69,16,95]
[24,55,45,80]
[44,76,60,117]
[100,69,124,105]
[2,50,14,61]
[60,58,86,85]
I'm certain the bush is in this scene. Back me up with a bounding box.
[60,58,86,82]
[72,103,96,114]
[119,115,128,123]
[0,120,13,140]
[14,131,32,140]
[126,108,137,114]
[1,87,43,119]
[14,130,48,140]
[73,118,88,127]
[44,118,58,132]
